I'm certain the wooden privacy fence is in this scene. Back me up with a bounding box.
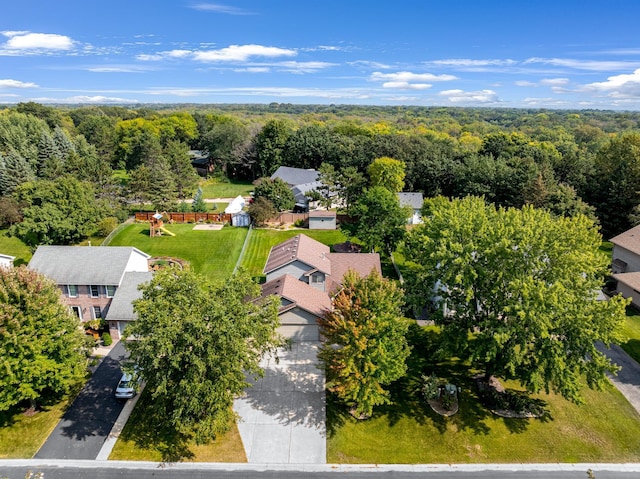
[268,212,353,224]
[135,212,233,223]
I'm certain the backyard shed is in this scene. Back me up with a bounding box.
[308,210,336,230]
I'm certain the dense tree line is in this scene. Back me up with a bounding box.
[2,102,640,240]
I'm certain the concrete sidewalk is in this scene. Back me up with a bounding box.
[598,342,640,415]
[234,342,326,464]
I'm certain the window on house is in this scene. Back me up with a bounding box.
[93,306,102,319]
[67,285,78,297]
[311,274,323,284]
[70,306,82,319]
[90,285,100,298]
[106,285,116,297]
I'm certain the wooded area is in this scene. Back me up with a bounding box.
[2,102,640,242]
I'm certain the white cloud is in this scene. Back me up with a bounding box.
[0,79,37,88]
[430,59,517,67]
[189,3,255,15]
[32,95,139,104]
[2,32,74,50]
[515,80,536,87]
[274,61,336,73]
[525,57,640,72]
[382,81,431,90]
[87,65,155,73]
[371,71,457,82]
[348,60,392,70]
[586,68,640,98]
[193,44,296,62]
[540,78,570,86]
[381,95,420,102]
[234,67,270,73]
[439,89,500,104]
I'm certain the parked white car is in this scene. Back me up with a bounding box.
[115,372,138,399]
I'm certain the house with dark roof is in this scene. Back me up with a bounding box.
[271,166,323,211]
[611,224,640,308]
[28,246,152,339]
[398,192,424,225]
[261,234,381,340]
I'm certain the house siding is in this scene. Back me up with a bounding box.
[309,217,336,230]
[59,284,112,322]
[616,282,640,308]
[266,260,316,283]
[612,245,640,273]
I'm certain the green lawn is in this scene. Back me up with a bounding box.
[0,229,32,266]
[108,390,246,462]
[621,306,640,364]
[0,385,83,458]
[199,179,253,199]
[328,326,640,463]
[239,228,349,281]
[106,223,248,281]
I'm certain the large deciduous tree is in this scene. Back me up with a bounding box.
[11,176,106,246]
[125,269,284,443]
[368,156,406,193]
[252,177,295,212]
[0,266,90,412]
[346,186,409,254]
[404,196,627,403]
[319,270,409,418]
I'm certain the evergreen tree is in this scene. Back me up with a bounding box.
[192,187,208,212]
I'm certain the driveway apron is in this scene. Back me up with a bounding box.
[35,341,128,460]
[597,342,640,416]
[234,341,326,464]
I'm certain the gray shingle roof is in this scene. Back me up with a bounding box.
[398,192,424,210]
[263,234,331,275]
[271,166,319,186]
[28,246,150,285]
[105,272,153,321]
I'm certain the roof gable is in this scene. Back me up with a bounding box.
[264,234,331,275]
[398,192,424,210]
[261,274,332,318]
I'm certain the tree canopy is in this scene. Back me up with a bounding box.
[0,266,90,411]
[252,177,295,212]
[319,269,409,418]
[404,196,628,403]
[124,269,284,443]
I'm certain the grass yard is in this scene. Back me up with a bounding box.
[0,385,83,458]
[0,229,32,266]
[106,223,248,282]
[109,390,246,463]
[199,179,253,199]
[239,228,349,281]
[327,326,640,464]
[621,306,640,364]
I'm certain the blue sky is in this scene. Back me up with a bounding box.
[3,1,640,109]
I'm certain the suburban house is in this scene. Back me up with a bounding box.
[0,253,15,269]
[28,246,153,340]
[398,192,424,225]
[261,234,381,340]
[611,224,640,308]
[270,166,323,211]
[189,150,215,176]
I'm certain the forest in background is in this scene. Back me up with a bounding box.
[2,101,640,246]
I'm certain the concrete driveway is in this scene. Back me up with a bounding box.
[35,341,128,459]
[597,342,640,415]
[233,341,326,464]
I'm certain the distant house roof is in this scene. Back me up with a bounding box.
[264,234,331,275]
[611,224,640,255]
[292,181,323,205]
[29,246,150,286]
[271,166,319,187]
[261,274,332,318]
[105,272,153,321]
[398,192,424,210]
[188,150,210,165]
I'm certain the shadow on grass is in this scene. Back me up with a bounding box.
[116,390,194,462]
[327,323,552,438]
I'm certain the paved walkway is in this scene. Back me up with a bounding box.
[35,342,128,460]
[233,342,326,464]
[597,342,640,415]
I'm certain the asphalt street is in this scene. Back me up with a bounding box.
[34,342,128,460]
[1,463,639,479]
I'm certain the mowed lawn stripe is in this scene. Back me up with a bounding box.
[107,223,248,282]
[240,228,349,280]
